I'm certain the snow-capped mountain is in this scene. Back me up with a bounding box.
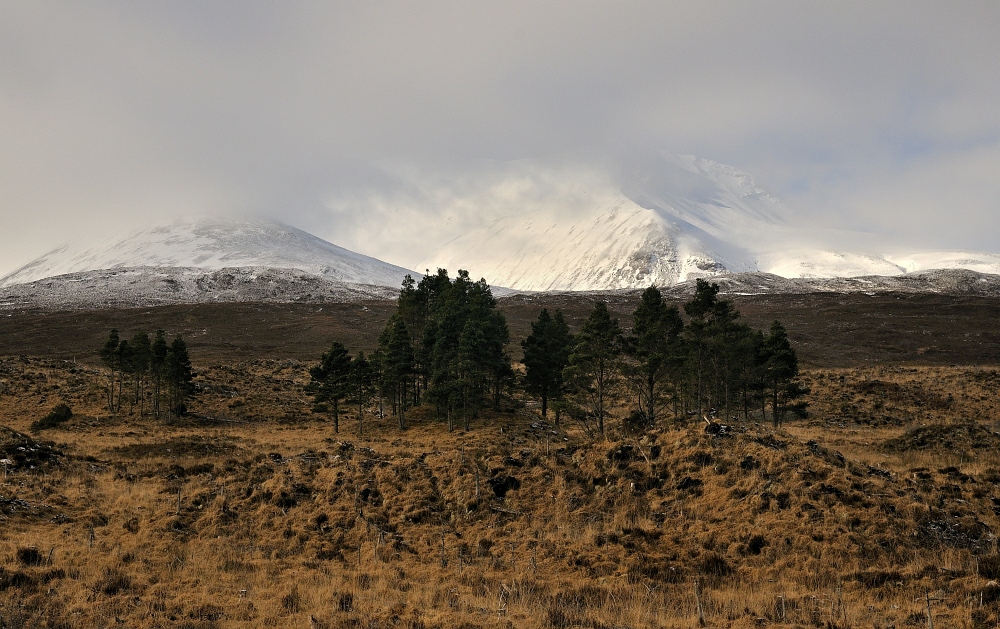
[0,215,417,289]
[416,150,1000,291]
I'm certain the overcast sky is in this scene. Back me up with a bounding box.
[1,1,998,274]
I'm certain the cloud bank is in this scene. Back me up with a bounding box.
[1,1,997,273]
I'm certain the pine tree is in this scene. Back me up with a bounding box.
[412,270,511,430]
[309,341,352,433]
[381,316,415,430]
[150,330,168,418]
[522,308,573,421]
[626,287,684,427]
[565,302,623,435]
[128,332,151,415]
[115,339,131,413]
[99,329,121,413]
[163,336,193,416]
[761,320,808,427]
[348,352,375,435]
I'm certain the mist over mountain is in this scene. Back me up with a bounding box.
[3,151,1000,302]
[414,150,1000,290]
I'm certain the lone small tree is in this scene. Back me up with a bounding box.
[309,341,353,433]
[762,320,808,427]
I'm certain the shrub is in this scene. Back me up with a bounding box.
[16,547,44,566]
[94,568,132,596]
[30,403,72,431]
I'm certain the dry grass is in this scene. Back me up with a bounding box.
[3,356,1000,627]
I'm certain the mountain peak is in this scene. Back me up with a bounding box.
[0,214,416,288]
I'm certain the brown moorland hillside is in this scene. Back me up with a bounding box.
[3,352,1000,628]
[1,291,999,366]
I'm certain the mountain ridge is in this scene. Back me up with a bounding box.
[0,215,418,289]
[417,151,1000,290]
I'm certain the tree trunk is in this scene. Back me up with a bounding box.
[398,382,406,430]
[772,384,780,429]
[358,391,364,436]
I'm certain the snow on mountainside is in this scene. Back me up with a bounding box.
[0,266,398,311]
[418,150,1000,291]
[0,215,417,289]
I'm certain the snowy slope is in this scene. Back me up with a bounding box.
[418,150,1000,291]
[0,266,398,311]
[0,215,417,288]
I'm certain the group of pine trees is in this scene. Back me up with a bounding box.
[99,329,193,417]
[525,279,807,433]
[310,271,806,435]
[309,270,511,433]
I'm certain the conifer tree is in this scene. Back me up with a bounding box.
[565,302,623,435]
[309,341,352,433]
[163,336,193,416]
[522,308,573,421]
[128,332,151,415]
[150,330,168,418]
[115,339,131,413]
[380,316,415,430]
[761,320,808,427]
[99,329,121,412]
[412,270,511,430]
[348,351,375,435]
[626,287,684,427]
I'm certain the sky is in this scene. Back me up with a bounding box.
[1,1,998,275]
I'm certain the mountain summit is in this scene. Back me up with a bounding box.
[0,215,417,289]
[416,150,1000,291]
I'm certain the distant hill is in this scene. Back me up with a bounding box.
[0,215,418,289]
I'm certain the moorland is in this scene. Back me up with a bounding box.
[2,290,1000,628]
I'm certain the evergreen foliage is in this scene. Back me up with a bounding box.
[163,336,194,416]
[308,341,352,432]
[762,320,808,426]
[522,309,573,422]
[150,330,168,418]
[348,352,376,435]
[309,272,805,437]
[624,287,684,427]
[388,269,510,431]
[98,328,193,418]
[547,283,806,436]
[565,302,624,434]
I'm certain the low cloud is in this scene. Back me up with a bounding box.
[0,2,997,273]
